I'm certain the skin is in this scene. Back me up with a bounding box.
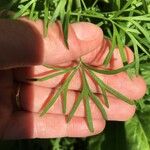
[0,19,146,139]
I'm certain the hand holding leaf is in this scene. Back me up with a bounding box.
[0,18,146,138]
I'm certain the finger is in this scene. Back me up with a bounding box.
[81,39,134,68]
[34,20,104,65]
[13,39,134,82]
[19,84,136,121]
[110,46,134,69]
[0,19,43,69]
[81,38,110,66]
[15,65,146,100]
[0,19,103,69]
[14,40,146,100]
[2,111,105,139]
[0,70,15,113]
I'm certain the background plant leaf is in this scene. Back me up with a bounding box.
[125,112,150,150]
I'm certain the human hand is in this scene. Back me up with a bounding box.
[0,19,146,139]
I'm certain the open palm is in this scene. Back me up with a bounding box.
[0,19,146,139]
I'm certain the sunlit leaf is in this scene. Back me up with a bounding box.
[13,0,34,19]
[101,86,109,108]
[84,95,94,132]
[62,0,72,48]
[62,68,78,114]
[90,92,108,120]
[83,62,135,74]
[50,0,67,23]
[43,0,49,36]
[89,70,135,105]
[67,92,84,122]
[36,70,69,81]
[116,28,128,64]
[40,68,78,116]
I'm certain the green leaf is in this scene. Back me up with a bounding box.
[142,0,149,13]
[127,33,150,57]
[117,15,150,21]
[83,62,135,75]
[43,0,50,36]
[134,35,150,49]
[76,0,82,9]
[89,70,135,105]
[29,0,36,19]
[125,113,150,150]
[130,19,150,43]
[137,41,150,57]
[124,28,140,34]
[116,0,120,10]
[62,68,78,114]
[50,0,67,24]
[82,67,108,120]
[67,92,84,122]
[114,0,133,17]
[89,92,108,120]
[43,64,76,71]
[103,24,117,66]
[40,68,78,116]
[13,0,34,19]
[81,67,94,132]
[127,33,140,75]
[36,70,69,81]
[133,40,139,75]
[101,86,109,108]
[120,0,133,11]
[103,82,134,105]
[84,95,94,132]
[116,28,128,64]
[40,87,63,116]
[62,0,72,48]
[60,3,65,23]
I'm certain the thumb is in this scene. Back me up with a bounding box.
[0,19,103,69]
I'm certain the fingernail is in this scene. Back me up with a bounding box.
[71,22,102,41]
